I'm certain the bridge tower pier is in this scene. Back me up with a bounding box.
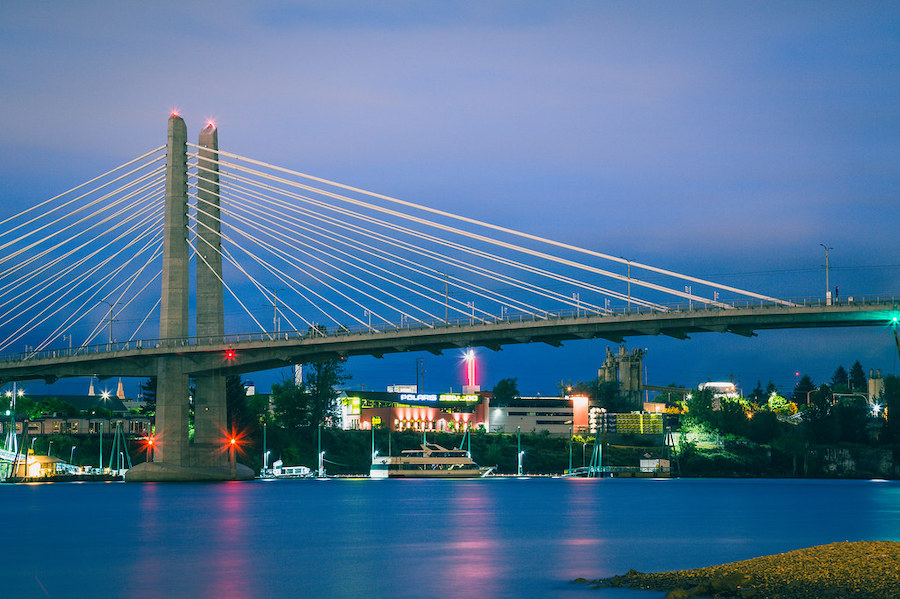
[126,116,251,482]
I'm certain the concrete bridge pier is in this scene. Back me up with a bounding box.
[126,116,251,482]
[192,122,228,469]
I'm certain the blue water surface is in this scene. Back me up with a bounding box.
[2,477,899,599]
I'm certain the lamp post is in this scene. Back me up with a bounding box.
[70,445,76,465]
[820,243,833,305]
[516,426,522,476]
[47,440,53,457]
[98,300,117,347]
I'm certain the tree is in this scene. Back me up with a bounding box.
[226,374,258,434]
[492,378,519,403]
[746,410,780,444]
[271,380,310,430]
[792,375,816,406]
[766,394,794,415]
[304,358,350,427]
[849,361,867,392]
[831,365,849,391]
[684,388,714,427]
[139,378,156,416]
[749,380,766,403]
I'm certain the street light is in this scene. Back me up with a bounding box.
[47,440,53,457]
[820,243,833,304]
[98,300,117,345]
[70,446,76,465]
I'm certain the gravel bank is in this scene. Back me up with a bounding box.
[574,541,900,598]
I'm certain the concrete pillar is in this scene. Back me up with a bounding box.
[154,114,190,466]
[193,122,227,467]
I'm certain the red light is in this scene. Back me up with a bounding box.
[206,119,216,129]
[224,349,236,360]
[230,438,236,445]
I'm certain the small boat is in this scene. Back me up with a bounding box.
[370,443,493,479]
[267,460,312,478]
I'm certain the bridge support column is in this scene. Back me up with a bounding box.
[153,114,191,468]
[126,115,251,482]
[192,122,227,468]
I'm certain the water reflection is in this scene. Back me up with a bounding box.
[5,478,900,599]
[205,481,253,599]
[439,482,501,597]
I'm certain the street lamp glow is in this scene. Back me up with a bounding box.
[100,390,111,400]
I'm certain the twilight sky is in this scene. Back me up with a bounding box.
[1,2,898,398]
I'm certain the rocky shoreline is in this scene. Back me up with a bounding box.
[574,541,900,598]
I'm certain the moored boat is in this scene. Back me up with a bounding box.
[370,443,493,478]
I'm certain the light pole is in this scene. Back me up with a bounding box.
[70,446,76,465]
[516,426,522,476]
[98,300,117,346]
[820,243,833,304]
[47,440,53,457]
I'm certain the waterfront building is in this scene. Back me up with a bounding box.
[489,395,587,436]
[340,390,488,432]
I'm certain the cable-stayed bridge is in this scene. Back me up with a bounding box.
[0,115,895,480]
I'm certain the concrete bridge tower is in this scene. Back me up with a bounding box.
[126,116,252,482]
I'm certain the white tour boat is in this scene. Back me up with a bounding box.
[370,443,493,479]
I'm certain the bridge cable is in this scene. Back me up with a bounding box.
[204,146,792,306]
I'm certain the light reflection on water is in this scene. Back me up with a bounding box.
[1,478,899,598]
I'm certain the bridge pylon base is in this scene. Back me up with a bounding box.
[124,461,254,482]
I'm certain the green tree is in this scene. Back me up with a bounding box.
[684,388,714,427]
[492,378,519,403]
[746,410,780,444]
[304,359,349,427]
[849,361,867,392]
[749,380,766,403]
[271,380,309,430]
[710,397,749,437]
[139,378,156,415]
[831,365,849,391]
[792,375,816,406]
[766,394,793,414]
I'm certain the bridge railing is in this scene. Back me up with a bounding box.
[1,294,896,363]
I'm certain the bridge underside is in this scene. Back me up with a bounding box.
[0,302,894,385]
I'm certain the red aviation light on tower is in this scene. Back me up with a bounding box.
[170,107,180,118]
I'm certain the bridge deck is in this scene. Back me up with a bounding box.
[0,297,895,383]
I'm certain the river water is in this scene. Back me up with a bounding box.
[2,477,899,598]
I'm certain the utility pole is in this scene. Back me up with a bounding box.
[820,243,833,305]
